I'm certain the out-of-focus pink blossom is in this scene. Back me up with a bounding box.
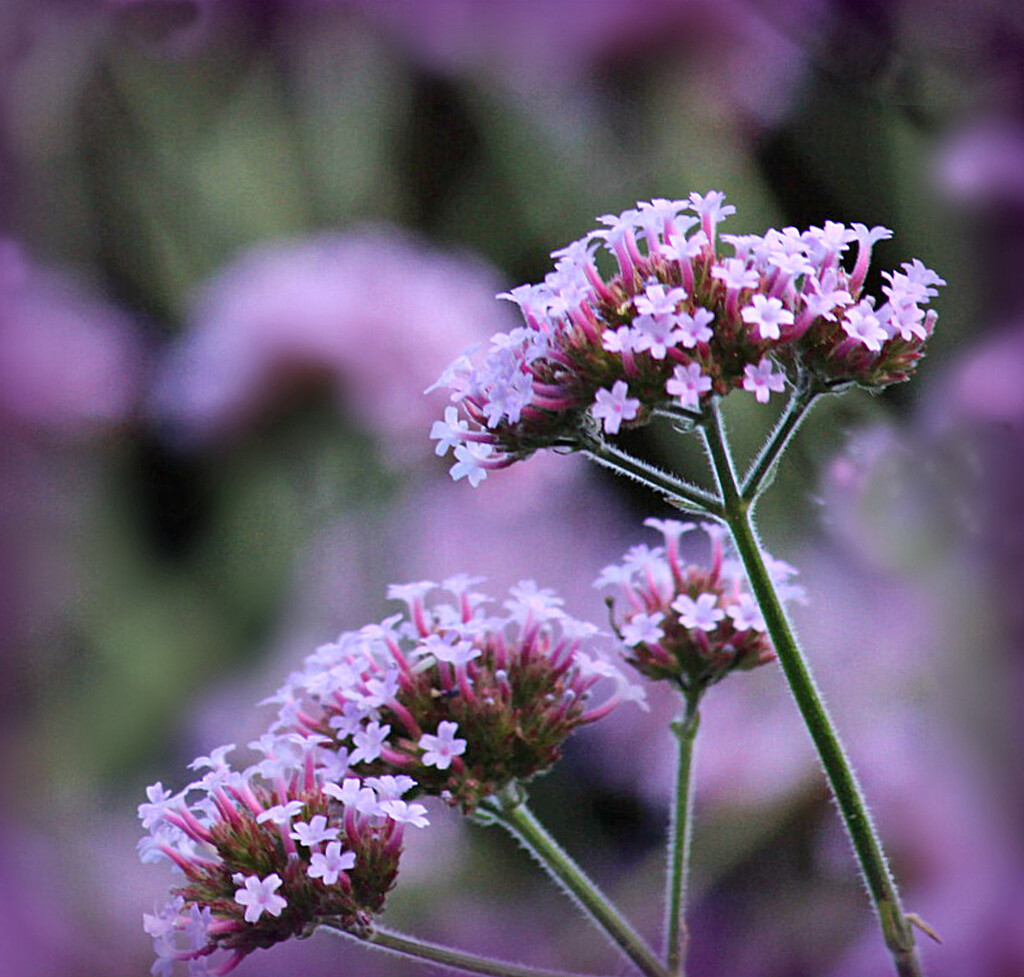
[942,322,1024,424]
[153,227,517,465]
[934,120,1024,207]
[0,239,144,438]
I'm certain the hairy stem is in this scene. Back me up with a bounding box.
[740,381,818,500]
[324,921,602,977]
[664,688,702,977]
[582,436,722,516]
[478,786,669,977]
[652,404,704,426]
[699,401,923,977]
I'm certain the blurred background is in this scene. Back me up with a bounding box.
[1,1,1022,975]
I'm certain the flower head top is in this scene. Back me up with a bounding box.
[596,519,806,691]
[138,739,422,975]
[431,194,944,483]
[268,577,645,812]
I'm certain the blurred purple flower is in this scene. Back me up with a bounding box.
[828,740,1024,977]
[0,239,144,438]
[935,120,1024,207]
[153,227,517,465]
[940,322,1024,426]
[816,327,1024,976]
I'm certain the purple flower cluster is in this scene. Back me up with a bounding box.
[597,518,806,690]
[139,578,643,972]
[138,742,424,976]
[266,576,645,812]
[430,192,944,484]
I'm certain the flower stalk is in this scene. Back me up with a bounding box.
[699,400,923,977]
[740,378,818,499]
[583,434,723,516]
[477,785,669,977]
[664,688,702,977]
[325,921,603,977]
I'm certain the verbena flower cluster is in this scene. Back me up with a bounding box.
[598,519,806,691]
[266,575,645,813]
[139,579,643,974]
[430,191,944,484]
[138,741,421,976]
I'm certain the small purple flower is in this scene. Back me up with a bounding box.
[842,301,888,351]
[672,593,726,632]
[308,843,356,885]
[635,283,688,317]
[290,816,340,848]
[742,357,787,403]
[350,720,391,765]
[418,721,468,771]
[712,257,760,292]
[378,799,430,828]
[592,380,641,434]
[741,294,794,340]
[620,612,666,648]
[674,308,715,347]
[450,441,496,486]
[726,594,766,632]
[234,874,287,924]
[666,362,712,409]
[431,405,471,456]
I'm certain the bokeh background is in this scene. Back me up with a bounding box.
[2,1,1022,975]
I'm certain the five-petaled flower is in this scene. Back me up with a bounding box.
[419,721,468,770]
[591,380,641,435]
[235,874,287,924]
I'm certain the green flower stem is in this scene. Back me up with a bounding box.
[583,436,722,516]
[323,921,602,977]
[699,401,923,977]
[652,404,704,426]
[664,688,702,977]
[740,381,818,500]
[480,787,669,977]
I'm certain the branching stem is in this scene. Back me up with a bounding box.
[582,435,722,516]
[740,380,818,500]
